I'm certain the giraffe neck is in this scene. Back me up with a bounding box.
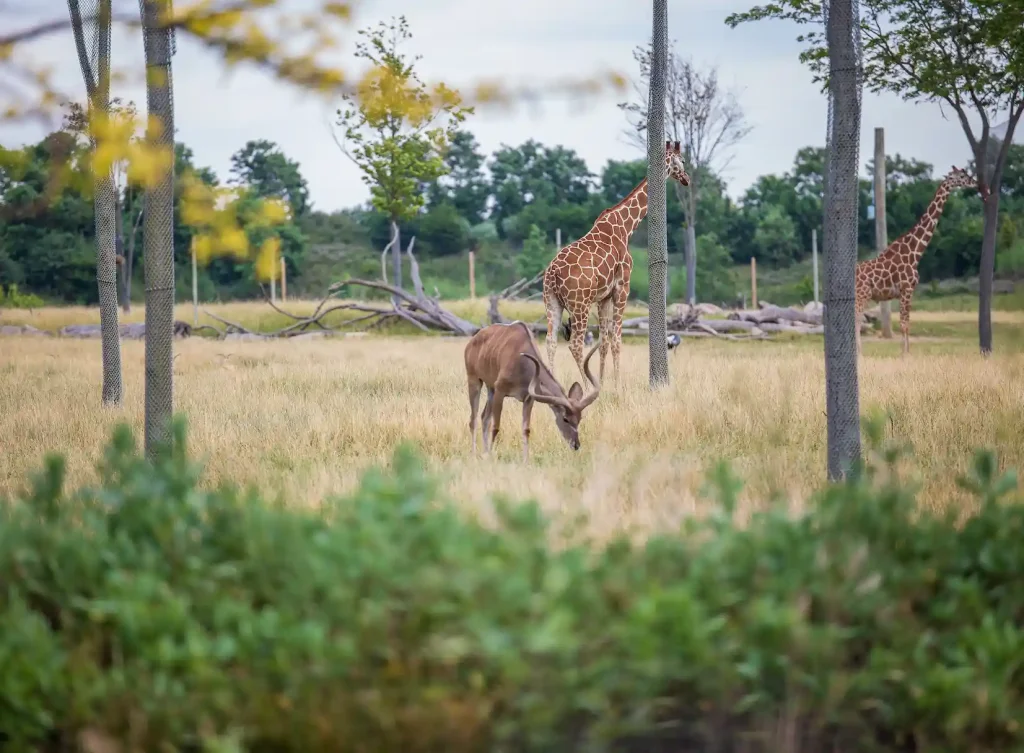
[601,179,649,239]
[905,183,952,263]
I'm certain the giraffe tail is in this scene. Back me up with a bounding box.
[561,319,572,341]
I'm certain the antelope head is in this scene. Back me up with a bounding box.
[519,343,601,451]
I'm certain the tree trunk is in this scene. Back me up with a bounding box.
[646,0,669,387]
[978,191,1001,355]
[822,0,862,480]
[69,0,123,406]
[141,0,176,457]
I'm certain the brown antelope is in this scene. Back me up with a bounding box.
[464,321,601,461]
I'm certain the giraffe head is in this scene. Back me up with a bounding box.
[664,141,691,187]
[942,165,979,193]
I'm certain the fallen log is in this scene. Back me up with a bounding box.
[729,304,823,326]
[56,321,194,339]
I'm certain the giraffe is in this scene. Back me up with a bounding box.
[855,165,980,356]
[542,141,691,385]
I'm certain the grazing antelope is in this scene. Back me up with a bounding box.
[464,321,601,461]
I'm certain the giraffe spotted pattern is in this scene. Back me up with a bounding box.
[542,141,691,385]
[855,165,980,356]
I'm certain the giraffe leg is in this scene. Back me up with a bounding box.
[567,308,591,384]
[544,293,563,371]
[596,296,614,383]
[468,377,483,454]
[899,288,912,356]
[521,397,534,463]
[612,281,630,386]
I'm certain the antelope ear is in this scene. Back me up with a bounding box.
[568,382,583,401]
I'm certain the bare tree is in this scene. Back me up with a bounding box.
[620,46,752,304]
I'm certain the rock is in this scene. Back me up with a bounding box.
[59,324,102,338]
[224,333,269,341]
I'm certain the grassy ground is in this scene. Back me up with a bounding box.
[3,299,1024,540]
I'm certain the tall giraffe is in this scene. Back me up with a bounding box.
[543,141,691,384]
[855,165,980,356]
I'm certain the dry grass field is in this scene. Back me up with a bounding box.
[3,300,1024,540]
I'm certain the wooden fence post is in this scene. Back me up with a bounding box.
[750,257,757,307]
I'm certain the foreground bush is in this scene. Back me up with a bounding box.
[1,417,1023,752]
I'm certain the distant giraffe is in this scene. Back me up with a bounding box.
[855,165,980,355]
[542,141,691,385]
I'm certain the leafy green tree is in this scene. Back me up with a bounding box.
[229,139,311,217]
[0,132,96,303]
[517,224,550,279]
[753,204,800,266]
[726,0,1024,353]
[333,15,471,294]
[298,208,371,247]
[425,129,490,225]
[488,140,594,238]
[417,202,469,257]
[690,231,737,303]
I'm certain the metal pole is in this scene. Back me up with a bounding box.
[750,257,757,307]
[191,237,198,325]
[555,227,561,249]
[468,250,476,299]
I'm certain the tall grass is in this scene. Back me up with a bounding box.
[4,303,1024,540]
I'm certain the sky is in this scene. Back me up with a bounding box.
[3,0,984,215]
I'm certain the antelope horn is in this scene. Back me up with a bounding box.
[520,352,574,410]
[577,341,601,409]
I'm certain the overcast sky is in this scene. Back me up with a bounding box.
[5,0,978,214]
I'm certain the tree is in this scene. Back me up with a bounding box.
[140,0,176,458]
[753,205,801,266]
[647,0,669,387]
[620,42,752,303]
[417,202,470,257]
[516,224,549,279]
[333,15,471,301]
[68,0,122,406]
[229,139,310,217]
[726,0,1024,354]
[488,140,595,238]
[426,129,490,226]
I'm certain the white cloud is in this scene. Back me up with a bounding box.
[4,0,975,214]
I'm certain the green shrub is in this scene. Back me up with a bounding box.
[1,416,1024,752]
[0,282,45,308]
